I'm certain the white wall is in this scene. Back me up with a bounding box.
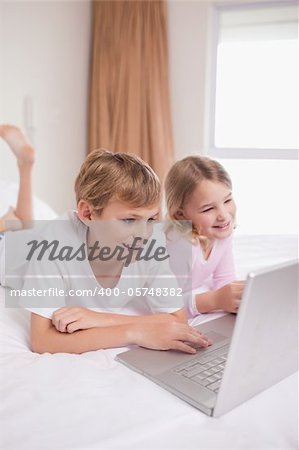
[0,2,4,120]
[168,0,211,159]
[0,0,92,214]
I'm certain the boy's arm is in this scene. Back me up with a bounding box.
[51,307,187,333]
[170,308,188,323]
[31,313,135,354]
[30,311,210,355]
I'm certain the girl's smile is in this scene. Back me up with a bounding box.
[180,179,236,241]
[212,221,231,230]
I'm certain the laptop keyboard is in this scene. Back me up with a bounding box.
[172,345,229,393]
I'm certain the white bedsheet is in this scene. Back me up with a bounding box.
[0,234,298,449]
[0,180,57,220]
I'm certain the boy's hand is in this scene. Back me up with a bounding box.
[215,281,245,313]
[128,321,213,354]
[52,307,100,333]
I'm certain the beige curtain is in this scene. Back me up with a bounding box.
[88,0,174,181]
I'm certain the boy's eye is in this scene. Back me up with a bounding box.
[224,198,232,204]
[122,218,136,224]
[121,217,157,224]
[201,207,213,213]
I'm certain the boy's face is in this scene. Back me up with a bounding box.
[88,200,160,251]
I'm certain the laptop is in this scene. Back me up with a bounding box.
[116,260,298,416]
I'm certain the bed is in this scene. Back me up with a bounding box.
[0,181,57,221]
[0,185,298,449]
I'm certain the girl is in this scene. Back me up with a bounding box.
[165,155,244,318]
[0,129,211,354]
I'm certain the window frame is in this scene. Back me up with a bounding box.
[205,0,298,160]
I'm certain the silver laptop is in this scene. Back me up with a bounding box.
[116,260,298,416]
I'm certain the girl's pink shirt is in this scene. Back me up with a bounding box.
[167,232,236,317]
[192,235,235,291]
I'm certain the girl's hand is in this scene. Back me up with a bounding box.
[52,307,100,333]
[128,321,213,354]
[215,281,245,313]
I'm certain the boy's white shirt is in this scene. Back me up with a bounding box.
[1,211,183,319]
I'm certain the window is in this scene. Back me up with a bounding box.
[220,158,298,235]
[209,1,298,159]
[206,2,298,235]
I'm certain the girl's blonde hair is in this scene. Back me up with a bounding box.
[75,149,161,215]
[165,155,232,245]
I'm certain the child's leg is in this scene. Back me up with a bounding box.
[0,125,35,231]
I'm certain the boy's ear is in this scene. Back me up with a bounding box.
[77,200,93,222]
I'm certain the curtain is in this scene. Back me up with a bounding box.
[88,0,174,181]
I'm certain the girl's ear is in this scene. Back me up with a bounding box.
[77,199,93,222]
[174,209,185,220]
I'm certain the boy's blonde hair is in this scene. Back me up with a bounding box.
[165,155,232,243]
[75,149,161,215]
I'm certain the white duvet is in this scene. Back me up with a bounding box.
[0,233,297,449]
[0,181,57,221]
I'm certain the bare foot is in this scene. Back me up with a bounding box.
[0,124,35,165]
[0,207,23,232]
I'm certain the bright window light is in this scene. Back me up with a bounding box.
[210,3,298,235]
[215,39,297,149]
[218,159,298,235]
[214,2,298,152]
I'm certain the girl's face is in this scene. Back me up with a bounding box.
[180,180,236,241]
[88,200,160,251]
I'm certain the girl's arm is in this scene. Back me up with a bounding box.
[195,238,244,314]
[30,312,211,354]
[195,282,244,313]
